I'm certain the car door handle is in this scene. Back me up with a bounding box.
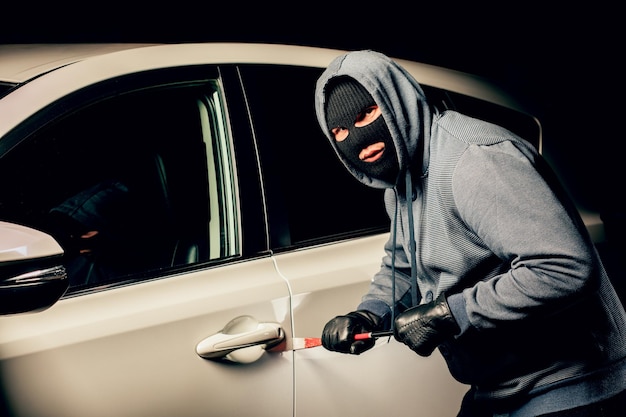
[196,316,284,360]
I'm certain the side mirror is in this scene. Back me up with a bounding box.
[0,221,68,315]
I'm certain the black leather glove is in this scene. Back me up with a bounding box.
[394,293,460,357]
[322,310,383,355]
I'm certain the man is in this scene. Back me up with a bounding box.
[314,50,626,416]
[48,179,148,286]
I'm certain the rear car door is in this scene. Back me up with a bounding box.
[237,64,469,417]
[0,54,294,417]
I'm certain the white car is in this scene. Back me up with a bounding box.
[0,43,605,417]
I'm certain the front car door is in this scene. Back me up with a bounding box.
[0,48,294,417]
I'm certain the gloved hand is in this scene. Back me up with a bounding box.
[394,293,459,357]
[322,310,383,354]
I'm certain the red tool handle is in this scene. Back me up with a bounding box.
[354,330,393,340]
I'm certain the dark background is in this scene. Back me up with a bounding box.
[0,3,622,213]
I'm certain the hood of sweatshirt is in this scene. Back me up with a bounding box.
[315,50,432,189]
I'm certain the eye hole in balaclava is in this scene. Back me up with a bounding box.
[325,77,399,185]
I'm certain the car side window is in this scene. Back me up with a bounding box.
[0,78,239,291]
[238,65,389,249]
[238,65,542,252]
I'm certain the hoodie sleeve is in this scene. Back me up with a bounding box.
[452,140,599,331]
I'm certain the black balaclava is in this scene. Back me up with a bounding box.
[325,77,399,185]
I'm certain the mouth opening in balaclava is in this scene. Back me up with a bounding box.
[325,77,399,186]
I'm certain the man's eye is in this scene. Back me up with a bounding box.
[355,105,381,127]
[331,127,349,142]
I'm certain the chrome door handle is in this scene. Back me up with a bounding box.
[196,316,284,359]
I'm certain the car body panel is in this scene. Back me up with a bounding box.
[273,234,468,416]
[295,340,464,416]
[0,44,156,83]
[0,257,293,417]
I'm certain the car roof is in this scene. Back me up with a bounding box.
[0,42,537,152]
[0,43,524,108]
[0,44,156,83]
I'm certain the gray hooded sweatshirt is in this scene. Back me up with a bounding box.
[315,50,626,415]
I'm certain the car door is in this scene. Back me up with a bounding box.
[0,58,294,417]
[237,64,469,417]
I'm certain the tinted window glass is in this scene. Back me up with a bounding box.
[0,82,16,98]
[0,79,238,291]
[239,65,540,250]
[239,65,389,249]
